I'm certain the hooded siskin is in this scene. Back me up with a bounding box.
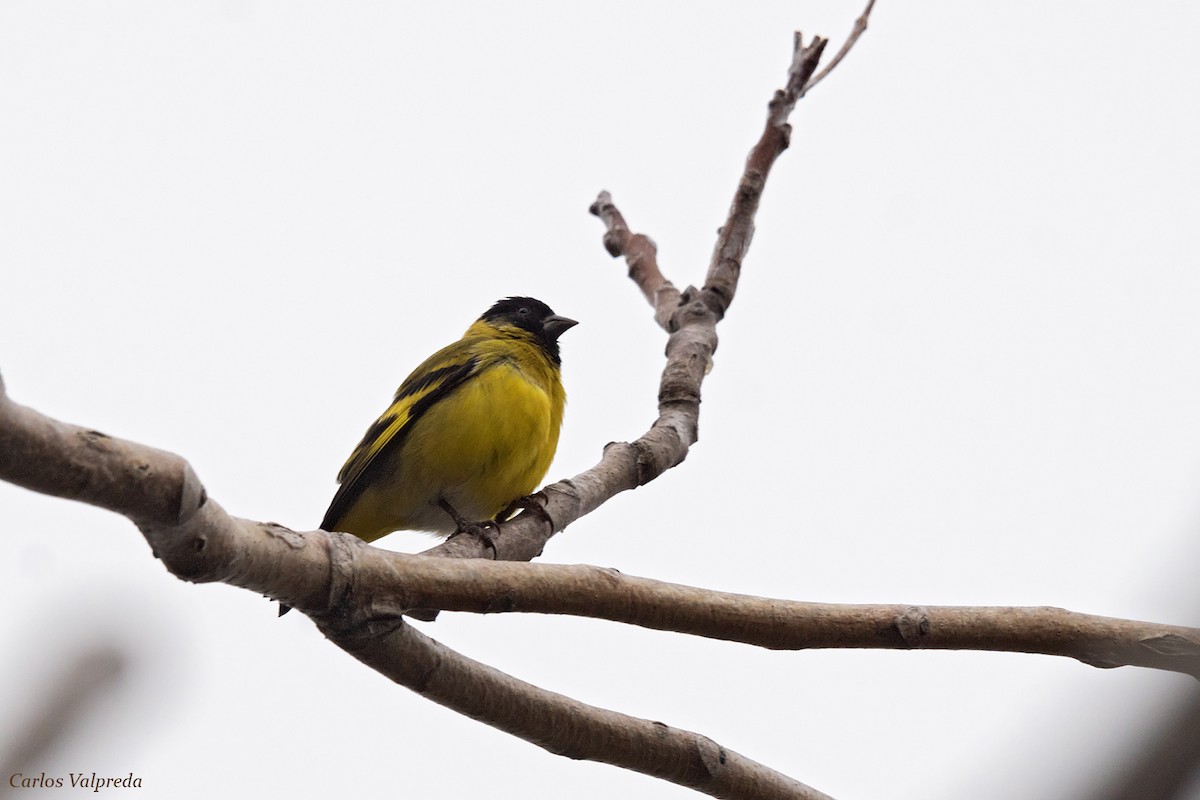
[320,296,576,542]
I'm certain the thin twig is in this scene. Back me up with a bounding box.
[801,0,877,96]
[589,191,680,331]
[701,33,826,317]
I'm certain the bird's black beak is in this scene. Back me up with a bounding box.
[542,315,578,342]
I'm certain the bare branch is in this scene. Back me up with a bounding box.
[801,0,877,96]
[565,36,834,570]
[330,619,833,800]
[0,375,205,531]
[7,390,1188,683]
[306,553,1200,680]
[588,191,680,330]
[704,33,827,316]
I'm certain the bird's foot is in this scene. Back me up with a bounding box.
[455,519,500,558]
[499,493,553,528]
[438,498,499,558]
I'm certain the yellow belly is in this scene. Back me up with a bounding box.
[334,362,560,541]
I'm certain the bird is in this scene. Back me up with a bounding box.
[279,296,576,616]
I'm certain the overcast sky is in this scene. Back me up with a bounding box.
[2,3,1199,799]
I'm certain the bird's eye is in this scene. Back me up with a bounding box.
[518,307,531,316]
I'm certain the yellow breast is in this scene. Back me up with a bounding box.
[330,337,566,541]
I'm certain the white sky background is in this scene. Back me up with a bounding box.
[2,2,1199,799]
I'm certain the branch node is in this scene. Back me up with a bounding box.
[694,736,728,778]
[587,191,612,219]
[590,191,679,329]
[176,463,207,525]
[739,170,766,200]
[323,531,365,616]
[483,592,518,614]
[1141,633,1200,657]
[701,284,733,320]
[1078,656,1122,670]
[801,0,877,95]
[631,438,666,486]
[894,606,931,645]
[602,230,625,258]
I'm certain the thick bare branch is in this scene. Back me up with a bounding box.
[7,393,1189,683]
[303,552,1200,680]
[330,620,833,800]
[0,380,205,530]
